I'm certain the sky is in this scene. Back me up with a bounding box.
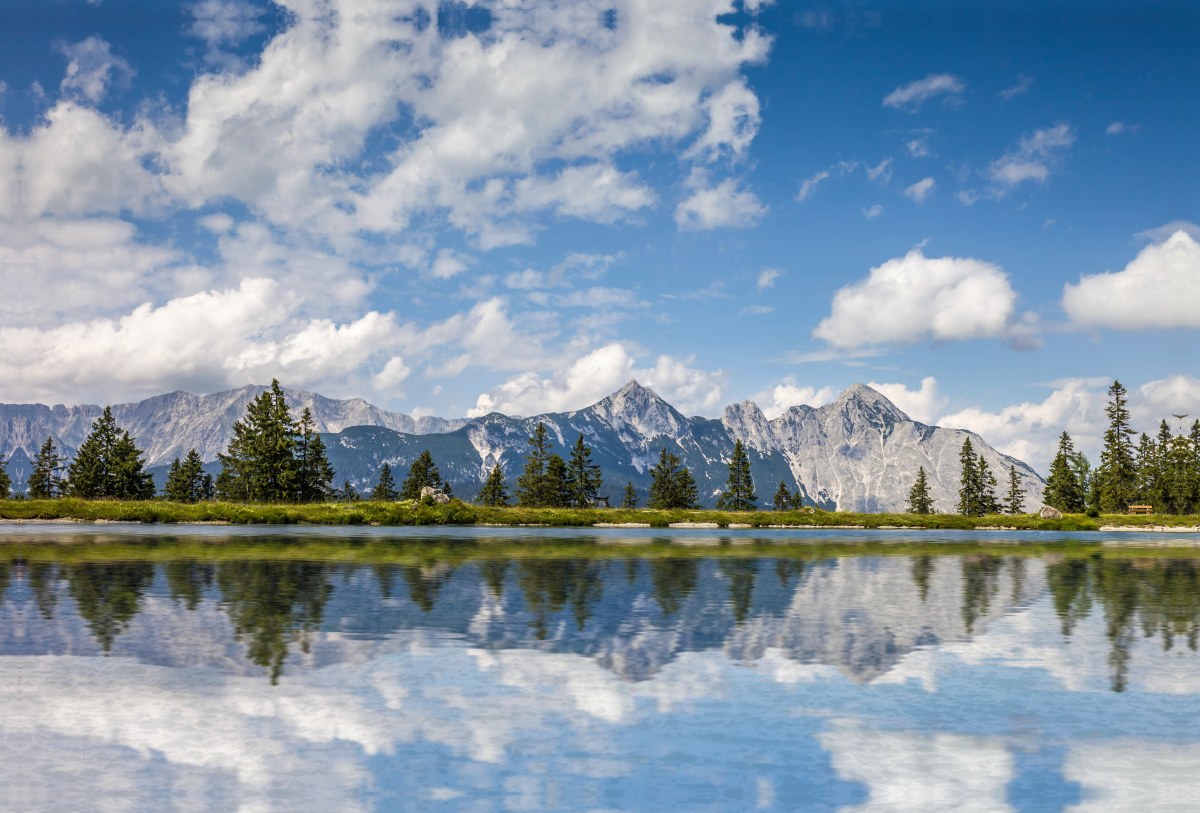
[1,0,1198,473]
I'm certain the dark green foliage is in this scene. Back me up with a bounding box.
[0,454,10,500]
[646,447,700,509]
[715,439,756,511]
[163,449,214,503]
[565,433,603,508]
[29,437,66,499]
[1044,432,1085,513]
[906,466,935,514]
[910,556,935,602]
[66,408,156,500]
[295,408,335,503]
[373,463,398,501]
[957,438,982,516]
[650,558,698,617]
[977,458,1001,515]
[719,559,758,625]
[478,464,510,506]
[788,489,805,510]
[772,480,791,511]
[65,562,156,652]
[516,423,555,507]
[401,450,444,501]
[545,454,570,508]
[1098,380,1137,512]
[217,380,299,503]
[622,480,638,509]
[1159,433,1198,514]
[1002,464,1026,515]
[333,480,360,502]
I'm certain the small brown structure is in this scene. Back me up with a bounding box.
[1128,505,1154,515]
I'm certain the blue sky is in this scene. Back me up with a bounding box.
[1,0,1198,470]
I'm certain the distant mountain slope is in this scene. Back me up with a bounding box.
[0,385,467,468]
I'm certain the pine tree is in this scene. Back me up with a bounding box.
[1044,432,1085,513]
[545,454,570,508]
[335,480,360,502]
[1133,432,1158,505]
[1160,432,1198,514]
[1002,464,1026,515]
[716,439,756,512]
[1153,420,1173,511]
[957,438,982,516]
[295,408,335,503]
[65,408,154,499]
[977,457,1000,515]
[29,437,65,499]
[164,457,186,502]
[401,450,444,500]
[647,448,699,509]
[165,449,212,503]
[788,490,805,510]
[478,465,509,506]
[0,454,10,500]
[217,380,298,502]
[1098,380,1137,512]
[1075,452,1099,514]
[516,423,554,507]
[622,480,638,509]
[373,463,397,501]
[906,466,935,514]
[772,480,792,512]
[566,433,603,508]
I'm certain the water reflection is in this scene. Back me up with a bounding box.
[3,536,1199,812]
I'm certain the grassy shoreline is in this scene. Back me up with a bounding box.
[1,498,1199,531]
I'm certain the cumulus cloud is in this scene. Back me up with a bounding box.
[882,73,965,110]
[753,377,838,419]
[54,36,134,103]
[188,0,268,48]
[863,204,883,219]
[756,268,782,289]
[866,377,947,424]
[987,123,1074,191]
[1062,230,1200,330]
[428,248,473,279]
[467,344,726,417]
[813,249,1037,350]
[675,174,766,231]
[904,177,935,202]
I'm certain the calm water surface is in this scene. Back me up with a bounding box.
[3,525,1199,812]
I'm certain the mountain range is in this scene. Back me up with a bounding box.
[0,380,1043,511]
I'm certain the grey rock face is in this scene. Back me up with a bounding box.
[1039,506,1063,519]
[419,486,450,504]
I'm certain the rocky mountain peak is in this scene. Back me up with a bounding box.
[721,400,778,453]
[587,379,691,440]
[822,383,911,426]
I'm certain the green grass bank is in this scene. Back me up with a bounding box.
[1,498,1199,531]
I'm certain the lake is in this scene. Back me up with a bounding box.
[3,525,1198,812]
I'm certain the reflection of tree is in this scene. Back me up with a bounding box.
[165,561,214,611]
[517,560,606,639]
[1093,559,1141,693]
[623,558,640,584]
[910,556,935,602]
[29,561,59,621]
[649,558,698,618]
[719,560,758,626]
[0,562,8,607]
[774,559,805,590]
[478,560,509,599]
[960,555,1004,634]
[217,561,334,684]
[373,565,396,599]
[1046,557,1092,637]
[402,564,455,613]
[65,563,156,652]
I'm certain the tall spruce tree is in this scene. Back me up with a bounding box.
[1133,432,1159,506]
[622,480,638,509]
[716,439,756,511]
[217,380,298,502]
[1160,433,1198,514]
[373,463,397,501]
[1003,464,1026,515]
[566,433,603,508]
[401,450,444,500]
[906,466,935,514]
[478,465,509,506]
[335,480,360,502]
[977,458,1001,515]
[957,438,982,516]
[545,454,570,507]
[295,408,335,503]
[29,437,65,499]
[516,423,554,507]
[772,481,792,512]
[1152,420,1173,511]
[0,454,10,499]
[1044,432,1085,513]
[647,448,699,509]
[66,407,155,499]
[1098,380,1137,512]
[164,449,213,503]
[1075,451,1099,513]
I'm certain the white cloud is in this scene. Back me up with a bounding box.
[905,138,930,157]
[1062,230,1200,330]
[1135,220,1200,243]
[740,305,773,315]
[813,249,1036,350]
[904,177,935,202]
[998,74,1034,101]
[428,248,473,279]
[756,268,782,289]
[866,376,947,424]
[371,356,412,390]
[753,377,838,419]
[796,169,831,201]
[675,172,766,231]
[54,36,134,103]
[955,189,979,206]
[796,160,858,201]
[987,123,1075,191]
[882,73,965,110]
[189,0,268,48]
[863,204,883,219]
[865,158,892,182]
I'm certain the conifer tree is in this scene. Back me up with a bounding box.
[788,490,805,510]
[0,454,10,500]
[1159,431,1198,514]
[647,448,700,509]
[906,466,935,514]
[1098,380,1137,512]
[29,437,65,499]
[622,480,638,509]
[957,438,982,516]
[1044,432,1085,513]
[1133,432,1158,505]
[566,433,603,508]
[545,454,570,507]
[1074,451,1099,513]
[164,450,212,503]
[1002,464,1025,515]
[66,407,155,499]
[478,464,509,506]
[401,450,444,500]
[716,439,756,511]
[217,380,298,502]
[977,458,1001,515]
[373,463,397,501]
[516,423,553,507]
[1153,420,1173,510]
[773,481,792,512]
[295,408,335,503]
[335,480,360,502]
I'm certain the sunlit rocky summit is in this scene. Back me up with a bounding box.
[0,380,1043,510]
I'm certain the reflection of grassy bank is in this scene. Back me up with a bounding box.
[4,498,1200,530]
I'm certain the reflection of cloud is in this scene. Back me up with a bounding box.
[1063,741,1200,812]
